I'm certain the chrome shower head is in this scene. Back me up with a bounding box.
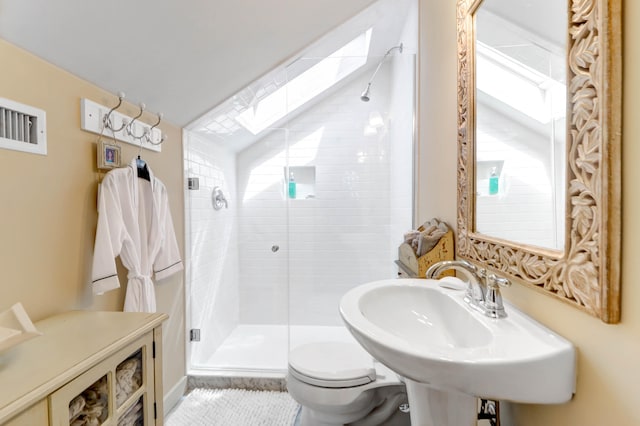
[360,83,371,102]
[359,43,403,102]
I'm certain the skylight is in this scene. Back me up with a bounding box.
[476,42,566,124]
[235,29,373,135]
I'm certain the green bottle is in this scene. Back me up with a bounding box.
[288,172,297,199]
[489,167,499,195]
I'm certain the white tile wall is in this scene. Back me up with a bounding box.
[182,1,418,371]
[237,65,413,326]
[184,132,240,367]
[185,55,415,355]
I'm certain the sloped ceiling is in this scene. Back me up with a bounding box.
[0,0,378,127]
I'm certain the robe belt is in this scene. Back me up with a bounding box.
[124,272,157,313]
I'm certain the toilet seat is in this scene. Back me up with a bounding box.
[289,342,376,388]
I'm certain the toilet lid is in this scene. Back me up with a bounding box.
[288,342,376,388]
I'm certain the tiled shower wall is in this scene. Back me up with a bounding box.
[237,64,412,326]
[184,132,239,364]
[185,63,414,340]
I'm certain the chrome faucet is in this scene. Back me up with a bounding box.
[426,260,486,307]
[212,186,228,210]
[425,260,511,318]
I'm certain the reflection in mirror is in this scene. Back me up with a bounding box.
[474,0,567,250]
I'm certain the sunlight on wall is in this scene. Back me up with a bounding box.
[242,127,324,203]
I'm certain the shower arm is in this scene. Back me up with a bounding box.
[364,43,404,89]
[360,43,403,102]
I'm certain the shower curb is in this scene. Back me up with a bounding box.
[188,374,288,392]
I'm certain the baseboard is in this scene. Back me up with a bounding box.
[164,375,188,416]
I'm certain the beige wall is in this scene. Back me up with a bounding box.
[416,0,458,228]
[418,0,639,424]
[0,39,186,398]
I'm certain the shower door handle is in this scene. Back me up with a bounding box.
[271,245,279,252]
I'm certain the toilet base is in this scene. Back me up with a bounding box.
[299,408,345,426]
[286,342,410,426]
[295,386,410,426]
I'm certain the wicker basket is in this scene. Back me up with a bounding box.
[397,229,454,278]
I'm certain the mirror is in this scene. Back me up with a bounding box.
[456,0,621,323]
[474,0,567,250]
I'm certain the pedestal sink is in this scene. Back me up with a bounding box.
[339,278,576,426]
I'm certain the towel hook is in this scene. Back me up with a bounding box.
[146,113,167,145]
[126,102,149,140]
[103,91,126,132]
[149,112,162,133]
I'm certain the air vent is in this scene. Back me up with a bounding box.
[0,97,47,155]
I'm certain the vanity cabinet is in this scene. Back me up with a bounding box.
[0,311,167,426]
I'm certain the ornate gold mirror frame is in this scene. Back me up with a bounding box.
[456,0,622,323]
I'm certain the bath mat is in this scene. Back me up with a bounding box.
[166,388,300,426]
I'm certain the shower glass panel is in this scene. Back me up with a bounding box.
[184,121,290,373]
[234,127,291,371]
[286,53,416,354]
[184,45,415,375]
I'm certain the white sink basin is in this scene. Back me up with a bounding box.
[340,278,576,424]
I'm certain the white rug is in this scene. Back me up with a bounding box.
[166,388,300,426]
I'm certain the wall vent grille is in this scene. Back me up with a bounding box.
[0,97,47,155]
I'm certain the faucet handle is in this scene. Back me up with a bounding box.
[483,273,510,318]
[475,267,488,280]
[487,273,511,289]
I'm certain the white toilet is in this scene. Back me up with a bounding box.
[286,341,410,426]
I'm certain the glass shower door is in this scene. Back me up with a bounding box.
[285,51,416,354]
[184,38,415,377]
[234,127,291,371]
[184,121,291,373]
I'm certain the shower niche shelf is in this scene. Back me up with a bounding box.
[285,166,316,200]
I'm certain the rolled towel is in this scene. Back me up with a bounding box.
[116,357,142,405]
[69,395,86,421]
[416,219,450,256]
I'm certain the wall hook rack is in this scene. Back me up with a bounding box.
[80,94,164,153]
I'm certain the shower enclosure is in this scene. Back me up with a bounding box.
[183,0,417,376]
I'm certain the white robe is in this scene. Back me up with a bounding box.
[91,158,183,312]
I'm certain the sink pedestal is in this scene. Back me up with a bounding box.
[405,379,477,426]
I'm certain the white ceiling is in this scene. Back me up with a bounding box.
[0,0,379,127]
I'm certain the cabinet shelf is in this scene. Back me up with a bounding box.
[0,311,166,426]
[50,333,154,425]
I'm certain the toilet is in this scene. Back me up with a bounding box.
[286,341,410,426]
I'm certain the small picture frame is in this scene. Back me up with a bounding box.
[97,140,121,170]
